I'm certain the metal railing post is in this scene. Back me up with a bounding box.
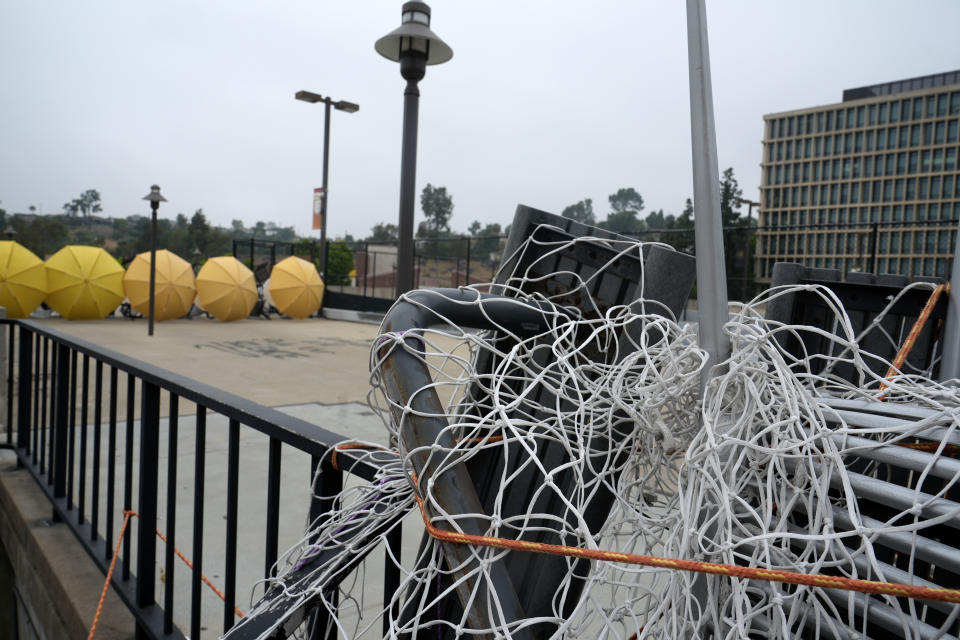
[136,380,161,640]
[16,326,32,451]
[53,343,70,500]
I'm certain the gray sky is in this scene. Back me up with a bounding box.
[2,1,959,240]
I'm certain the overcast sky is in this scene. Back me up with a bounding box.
[1,1,959,240]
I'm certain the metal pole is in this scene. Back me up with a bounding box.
[396,79,421,296]
[939,220,960,379]
[686,0,730,393]
[320,98,331,278]
[740,201,755,300]
[148,206,158,336]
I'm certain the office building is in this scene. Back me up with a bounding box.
[757,70,960,280]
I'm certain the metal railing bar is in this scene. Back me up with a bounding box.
[67,349,77,510]
[265,436,281,579]
[17,327,31,454]
[92,359,103,542]
[123,372,134,581]
[1,320,380,479]
[31,332,38,454]
[164,392,178,635]
[136,380,161,638]
[53,343,69,499]
[106,366,118,560]
[79,354,89,524]
[34,334,42,466]
[224,418,240,632]
[191,407,206,640]
[383,526,402,638]
[6,321,13,446]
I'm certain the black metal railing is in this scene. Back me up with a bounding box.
[0,318,394,639]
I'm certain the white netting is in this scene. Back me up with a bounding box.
[238,229,960,640]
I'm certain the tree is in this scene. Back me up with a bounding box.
[644,209,666,230]
[468,220,482,236]
[608,188,644,216]
[189,209,210,253]
[561,199,595,225]
[420,184,453,235]
[367,222,399,243]
[719,167,743,228]
[325,242,355,286]
[63,189,102,223]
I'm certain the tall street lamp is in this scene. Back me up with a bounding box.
[376,1,452,296]
[295,90,359,279]
[141,185,167,337]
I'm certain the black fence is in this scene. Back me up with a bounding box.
[0,319,394,639]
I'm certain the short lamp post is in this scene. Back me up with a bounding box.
[3,225,16,240]
[376,1,452,296]
[142,185,167,337]
[295,90,359,279]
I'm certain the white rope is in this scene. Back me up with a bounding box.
[246,231,960,640]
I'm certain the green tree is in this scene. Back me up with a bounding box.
[644,209,666,230]
[468,220,482,236]
[367,222,399,243]
[608,188,644,216]
[325,242,355,286]
[420,184,453,235]
[63,189,102,223]
[189,209,210,253]
[175,213,188,230]
[719,167,743,227]
[561,199,595,225]
[601,187,645,233]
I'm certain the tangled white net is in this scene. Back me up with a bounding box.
[238,230,960,640]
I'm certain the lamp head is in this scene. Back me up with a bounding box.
[142,185,167,211]
[375,1,452,81]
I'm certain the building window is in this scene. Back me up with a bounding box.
[938,94,949,116]
[906,178,916,200]
[854,131,863,152]
[885,154,895,175]
[897,153,907,174]
[913,97,923,120]
[836,109,845,129]
[826,110,834,131]
[895,179,904,201]
[904,125,914,148]
[926,95,936,118]
[946,147,957,171]
[948,119,958,143]
[876,129,886,150]
[945,175,955,199]
[951,92,960,115]
[922,150,931,172]
[879,102,888,124]
[869,104,877,125]
[918,177,928,199]
[905,204,914,221]
[865,156,874,177]
[857,106,865,127]
[883,180,893,202]
[890,100,900,122]
[909,151,919,173]
[923,122,933,145]
[847,107,855,128]
[930,176,941,199]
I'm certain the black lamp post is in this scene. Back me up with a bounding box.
[295,90,359,279]
[737,197,760,298]
[141,185,167,336]
[3,225,15,240]
[376,1,452,296]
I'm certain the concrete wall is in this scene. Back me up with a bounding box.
[0,451,133,640]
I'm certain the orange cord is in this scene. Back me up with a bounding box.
[413,493,960,605]
[880,283,948,397]
[88,510,135,640]
[89,510,243,639]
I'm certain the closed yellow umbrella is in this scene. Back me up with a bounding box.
[45,245,125,320]
[0,241,47,318]
[195,256,257,322]
[122,249,196,321]
[268,257,324,319]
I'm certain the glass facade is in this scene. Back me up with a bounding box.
[757,79,960,280]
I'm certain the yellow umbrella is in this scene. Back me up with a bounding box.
[268,257,325,319]
[122,250,196,321]
[45,245,125,320]
[0,241,47,318]
[195,256,257,322]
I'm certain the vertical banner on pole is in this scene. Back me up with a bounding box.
[312,188,324,231]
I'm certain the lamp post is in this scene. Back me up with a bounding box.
[737,197,760,299]
[295,90,358,280]
[3,225,16,240]
[376,1,452,296]
[141,185,167,337]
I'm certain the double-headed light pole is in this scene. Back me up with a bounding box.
[376,1,452,296]
[295,91,359,277]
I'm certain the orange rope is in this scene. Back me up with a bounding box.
[330,442,391,472]
[880,283,948,396]
[155,529,244,619]
[413,495,960,605]
[88,510,243,639]
[88,510,135,640]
